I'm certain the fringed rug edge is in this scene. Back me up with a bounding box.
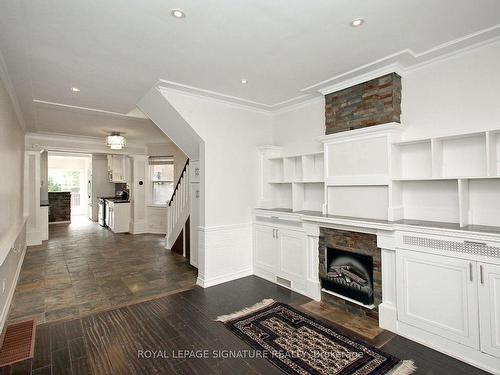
[215,298,275,322]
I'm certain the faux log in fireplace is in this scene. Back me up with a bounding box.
[321,247,374,306]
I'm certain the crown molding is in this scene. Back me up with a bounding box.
[157,83,273,115]
[0,49,26,130]
[303,24,500,96]
[33,99,151,121]
[272,96,325,115]
[25,131,147,155]
[154,24,500,114]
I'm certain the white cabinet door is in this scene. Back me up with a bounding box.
[396,249,479,349]
[254,225,278,273]
[479,262,500,358]
[278,228,307,281]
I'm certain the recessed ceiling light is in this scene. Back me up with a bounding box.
[71,87,80,92]
[171,9,186,19]
[240,79,248,84]
[350,18,364,27]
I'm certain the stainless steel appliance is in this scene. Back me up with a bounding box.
[98,198,106,226]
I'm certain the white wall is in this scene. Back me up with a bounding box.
[272,98,325,154]
[152,90,272,287]
[0,73,25,331]
[402,40,500,139]
[91,154,115,221]
[163,91,273,227]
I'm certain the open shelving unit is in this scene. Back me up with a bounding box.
[319,123,404,220]
[260,125,500,230]
[259,147,324,212]
[391,130,500,228]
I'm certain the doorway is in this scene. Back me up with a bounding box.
[48,152,92,221]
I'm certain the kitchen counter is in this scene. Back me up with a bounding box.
[104,198,130,203]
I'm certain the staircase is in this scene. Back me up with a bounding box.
[166,160,190,250]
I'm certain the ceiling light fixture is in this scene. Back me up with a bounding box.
[171,9,186,19]
[71,87,80,92]
[240,79,248,84]
[350,18,364,27]
[106,132,126,150]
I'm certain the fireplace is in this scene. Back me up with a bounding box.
[321,248,374,306]
[319,228,381,320]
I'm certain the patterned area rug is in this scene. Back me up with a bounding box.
[217,299,415,375]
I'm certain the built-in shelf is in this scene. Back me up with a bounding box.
[393,176,500,181]
[260,126,500,229]
[391,129,500,228]
[259,146,325,212]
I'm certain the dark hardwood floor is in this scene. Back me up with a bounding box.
[0,276,492,375]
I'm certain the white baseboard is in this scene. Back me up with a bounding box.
[197,267,253,288]
[147,228,166,235]
[0,245,27,334]
[130,220,147,234]
[394,321,500,375]
[26,228,43,246]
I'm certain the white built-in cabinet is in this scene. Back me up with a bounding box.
[396,250,479,349]
[317,124,500,229]
[258,146,324,212]
[253,218,308,296]
[396,248,500,358]
[107,155,129,183]
[479,262,500,358]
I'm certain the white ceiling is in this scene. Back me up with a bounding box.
[32,101,171,143]
[0,0,499,134]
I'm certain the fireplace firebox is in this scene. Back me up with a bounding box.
[321,247,374,306]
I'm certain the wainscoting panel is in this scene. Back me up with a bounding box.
[196,223,253,288]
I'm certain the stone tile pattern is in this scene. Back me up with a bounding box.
[6,220,197,325]
[48,192,71,222]
[319,227,381,320]
[325,73,402,134]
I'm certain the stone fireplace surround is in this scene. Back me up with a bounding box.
[319,227,381,321]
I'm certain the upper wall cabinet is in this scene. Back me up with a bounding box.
[107,155,129,183]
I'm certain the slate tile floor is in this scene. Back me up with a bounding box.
[6,217,197,325]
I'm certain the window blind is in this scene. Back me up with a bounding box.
[148,156,174,165]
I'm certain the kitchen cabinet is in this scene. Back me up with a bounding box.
[396,249,479,349]
[106,200,130,233]
[478,262,500,358]
[107,155,129,183]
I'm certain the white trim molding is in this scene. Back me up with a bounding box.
[0,244,27,334]
[196,223,253,288]
[149,26,500,113]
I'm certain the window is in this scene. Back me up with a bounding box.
[149,156,174,205]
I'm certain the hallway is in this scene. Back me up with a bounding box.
[7,219,197,325]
